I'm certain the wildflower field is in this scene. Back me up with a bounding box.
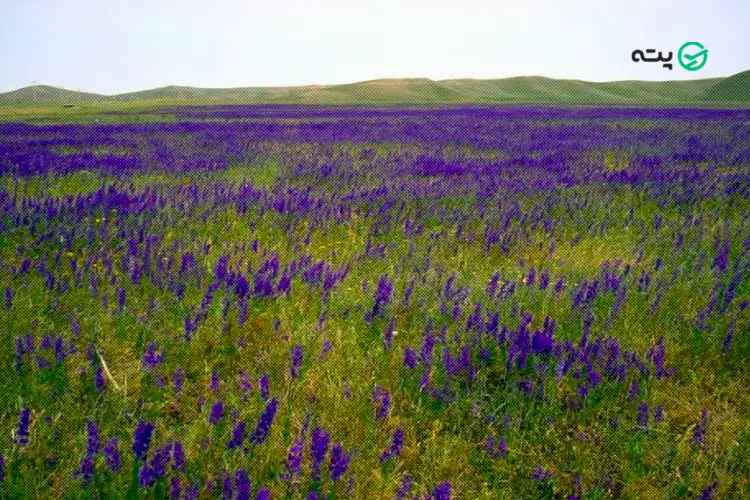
[1,105,749,499]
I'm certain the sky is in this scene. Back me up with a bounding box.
[1,0,749,94]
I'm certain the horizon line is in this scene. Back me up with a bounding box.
[0,71,743,97]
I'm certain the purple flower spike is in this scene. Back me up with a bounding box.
[235,469,252,500]
[141,342,164,371]
[329,442,352,482]
[284,433,305,482]
[172,441,186,473]
[654,405,665,423]
[77,454,95,484]
[431,482,452,500]
[692,409,709,448]
[290,344,303,380]
[636,403,649,428]
[170,477,182,500]
[384,317,396,349]
[95,366,106,392]
[372,385,392,421]
[486,435,508,459]
[103,438,121,473]
[309,427,331,482]
[87,420,100,455]
[380,427,405,462]
[249,398,279,445]
[16,408,31,447]
[132,421,154,461]
[210,371,221,393]
[228,421,247,450]
[532,466,553,481]
[403,347,418,369]
[394,474,413,500]
[699,482,718,500]
[259,373,270,400]
[173,367,186,393]
[209,400,225,425]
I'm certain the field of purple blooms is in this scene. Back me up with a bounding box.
[1,105,749,499]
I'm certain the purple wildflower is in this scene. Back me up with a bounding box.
[532,466,553,481]
[117,287,126,310]
[256,487,271,500]
[87,420,100,455]
[394,474,413,500]
[309,427,331,482]
[172,441,186,473]
[209,400,225,425]
[403,347,417,369]
[4,287,12,309]
[222,472,234,500]
[54,336,66,364]
[380,427,405,462]
[228,421,247,450]
[384,317,396,349]
[284,433,306,482]
[627,378,639,402]
[372,385,392,421]
[173,367,185,393]
[431,482,452,500]
[329,442,352,482]
[210,371,221,393]
[654,405,665,423]
[141,342,164,371]
[140,442,172,487]
[370,273,393,318]
[0,454,5,482]
[235,469,252,500]
[698,482,718,500]
[249,398,278,445]
[692,409,709,448]
[486,435,508,459]
[722,322,735,353]
[77,454,95,484]
[16,408,31,446]
[259,373,270,400]
[95,366,106,392]
[239,371,253,402]
[290,344,303,379]
[132,421,155,461]
[103,438,121,473]
[170,477,182,500]
[636,403,649,428]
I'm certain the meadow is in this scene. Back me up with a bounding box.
[0,105,749,499]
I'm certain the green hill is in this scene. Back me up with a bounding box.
[1,71,748,106]
[0,85,106,103]
[703,70,750,102]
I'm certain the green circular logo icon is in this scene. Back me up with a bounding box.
[677,42,708,71]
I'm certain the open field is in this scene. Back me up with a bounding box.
[0,105,749,499]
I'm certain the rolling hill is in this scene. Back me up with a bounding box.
[0,71,748,106]
[703,70,750,102]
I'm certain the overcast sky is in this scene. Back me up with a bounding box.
[1,0,748,94]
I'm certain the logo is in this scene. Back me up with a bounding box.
[677,42,708,71]
[631,42,708,72]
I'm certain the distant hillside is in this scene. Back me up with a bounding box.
[0,85,106,103]
[1,71,749,106]
[703,70,750,102]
